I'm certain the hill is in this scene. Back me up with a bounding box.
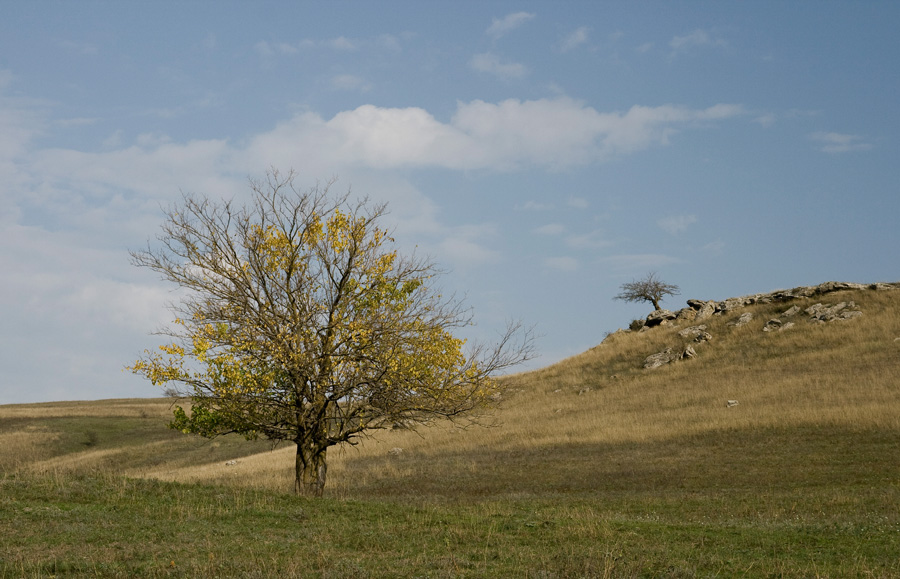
[2,282,899,577]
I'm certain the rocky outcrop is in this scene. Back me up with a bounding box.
[682,281,900,317]
[806,301,863,323]
[636,281,895,370]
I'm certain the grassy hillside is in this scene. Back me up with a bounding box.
[2,286,899,577]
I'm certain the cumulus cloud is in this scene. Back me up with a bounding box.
[436,224,501,267]
[560,27,590,52]
[657,214,697,235]
[328,36,357,51]
[486,12,535,39]
[535,223,566,235]
[670,29,727,55]
[810,132,872,153]
[516,201,554,211]
[470,53,528,79]
[331,74,372,92]
[566,230,611,250]
[243,98,744,172]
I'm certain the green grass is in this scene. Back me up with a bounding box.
[2,286,900,577]
[3,471,898,578]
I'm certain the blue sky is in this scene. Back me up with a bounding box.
[1,1,898,404]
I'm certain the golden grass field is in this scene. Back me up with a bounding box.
[3,286,898,502]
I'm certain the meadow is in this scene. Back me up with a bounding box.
[2,287,899,577]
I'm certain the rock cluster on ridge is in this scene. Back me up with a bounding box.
[631,281,899,331]
[629,281,898,370]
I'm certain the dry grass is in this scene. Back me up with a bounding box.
[2,287,898,502]
[59,286,893,504]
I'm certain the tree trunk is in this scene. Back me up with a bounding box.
[295,439,327,497]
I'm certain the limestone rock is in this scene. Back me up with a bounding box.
[688,300,717,321]
[643,348,676,369]
[806,301,862,323]
[762,319,794,332]
[679,281,897,320]
[678,325,708,339]
[694,331,713,343]
[728,312,754,327]
[675,307,697,322]
[782,305,801,317]
[643,345,697,369]
[645,309,677,327]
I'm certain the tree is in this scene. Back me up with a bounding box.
[613,272,680,311]
[128,169,535,496]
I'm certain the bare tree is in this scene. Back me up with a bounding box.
[613,272,680,311]
[128,169,536,496]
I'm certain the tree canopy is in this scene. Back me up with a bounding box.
[128,169,535,496]
[613,272,680,311]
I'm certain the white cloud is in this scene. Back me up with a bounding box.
[436,224,501,268]
[560,27,590,52]
[657,214,697,235]
[535,223,566,235]
[230,98,745,173]
[331,74,372,92]
[329,36,357,51]
[566,230,611,250]
[486,12,535,39]
[470,53,528,80]
[754,113,776,128]
[670,29,727,55]
[544,256,578,272]
[376,34,402,52]
[254,41,275,57]
[517,201,554,211]
[701,240,725,255]
[567,197,589,209]
[810,132,872,153]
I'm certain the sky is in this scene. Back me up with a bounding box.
[1,1,898,404]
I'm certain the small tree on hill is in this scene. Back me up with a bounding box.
[128,169,535,496]
[614,272,680,311]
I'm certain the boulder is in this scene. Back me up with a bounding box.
[782,305,801,317]
[728,312,754,327]
[643,345,697,369]
[677,325,708,339]
[675,307,697,322]
[806,301,862,323]
[694,331,713,344]
[643,348,677,369]
[645,309,677,327]
[763,319,794,332]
